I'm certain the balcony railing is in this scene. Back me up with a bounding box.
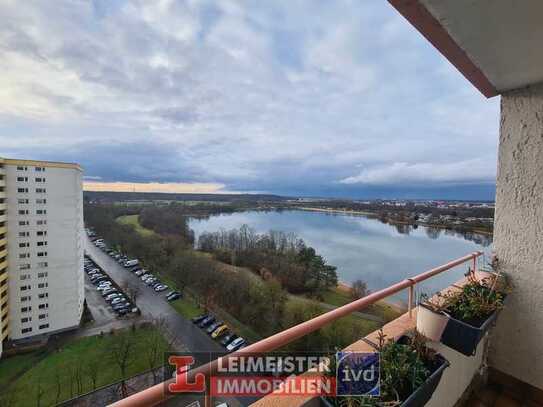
[110,251,483,407]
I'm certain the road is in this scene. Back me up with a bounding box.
[85,237,225,353]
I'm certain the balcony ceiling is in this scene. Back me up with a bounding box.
[389,0,543,97]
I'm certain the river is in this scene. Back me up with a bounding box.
[188,209,492,303]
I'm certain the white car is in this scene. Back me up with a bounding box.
[155,285,168,292]
[111,297,126,305]
[226,337,246,352]
[97,284,112,291]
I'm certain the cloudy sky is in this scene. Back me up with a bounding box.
[0,0,499,199]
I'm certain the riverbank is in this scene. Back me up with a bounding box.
[296,206,493,237]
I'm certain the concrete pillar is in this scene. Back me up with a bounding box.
[490,82,543,390]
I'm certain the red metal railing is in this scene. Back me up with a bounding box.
[110,251,483,407]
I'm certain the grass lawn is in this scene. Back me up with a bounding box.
[116,214,156,237]
[170,295,203,320]
[0,326,169,407]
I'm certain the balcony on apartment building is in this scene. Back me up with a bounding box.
[108,1,543,407]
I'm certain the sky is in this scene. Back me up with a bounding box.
[0,0,500,200]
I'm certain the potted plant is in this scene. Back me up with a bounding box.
[417,269,509,357]
[323,330,449,406]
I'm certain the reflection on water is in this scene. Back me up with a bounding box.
[189,210,492,303]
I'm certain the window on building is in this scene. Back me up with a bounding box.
[19,264,30,270]
[38,313,48,319]
[19,253,30,259]
[18,231,29,237]
[37,231,47,236]
[21,327,32,334]
[21,306,32,313]
[37,252,47,257]
[37,272,48,278]
[36,220,47,225]
[38,293,48,299]
[37,241,47,247]
[19,220,29,226]
[17,188,29,193]
[35,167,45,172]
[36,209,46,215]
[18,210,29,215]
[37,282,48,289]
[38,303,48,309]
[19,274,30,280]
[16,177,28,182]
[20,285,31,291]
[39,324,49,330]
[21,317,32,323]
[36,188,46,193]
[37,262,48,268]
[20,295,31,302]
[18,198,29,204]
[19,242,29,248]
[35,177,45,183]
[36,198,47,204]
[16,166,27,171]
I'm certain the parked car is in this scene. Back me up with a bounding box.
[221,333,238,347]
[102,289,117,296]
[146,278,157,286]
[207,321,223,334]
[226,337,246,352]
[198,315,215,328]
[105,293,122,301]
[123,259,139,268]
[111,297,127,305]
[97,284,112,291]
[211,325,229,339]
[112,302,131,310]
[135,270,145,276]
[155,285,168,292]
[192,314,208,324]
[166,292,182,301]
[141,274,151,281]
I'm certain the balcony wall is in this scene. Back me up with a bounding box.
[491,81,543,390]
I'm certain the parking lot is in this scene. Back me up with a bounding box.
[85,235,225,353]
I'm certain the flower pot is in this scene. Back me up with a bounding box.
[321,336,449,407]
[416,304,449,342]
[417,304,500,357]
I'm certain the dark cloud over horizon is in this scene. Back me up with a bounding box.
[0,0,499,200]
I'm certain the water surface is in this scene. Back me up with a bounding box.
[189,210,492,303]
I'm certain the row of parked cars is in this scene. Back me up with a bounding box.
[192,314,247,352]
[90,235,182,303]
[84,256,138,317]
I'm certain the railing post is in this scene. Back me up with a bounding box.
[472,253,477,274]
[407,279,415,318]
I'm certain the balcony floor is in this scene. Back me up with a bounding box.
[464,368,543,407]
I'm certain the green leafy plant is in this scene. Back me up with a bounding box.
[422,270,510,327]
[325,330,437,406]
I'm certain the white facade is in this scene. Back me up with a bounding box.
[0,158,83,354]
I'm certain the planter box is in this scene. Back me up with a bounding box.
[401,352,449,407]
[321,336,449,407]
[417,303,500,357]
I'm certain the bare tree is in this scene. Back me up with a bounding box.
[54,367,63,404]
[35,376,45,407]
[143,318,171,384]
[86,359,100,390]
[110,331,134,397]
[123,282,141,305]
[351,279,369,300]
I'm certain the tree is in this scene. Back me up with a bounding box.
[124,282,141,305]
[110,331,135,398]
[143,319,172,384]
[86,359,100,390]
[351,279,369,300]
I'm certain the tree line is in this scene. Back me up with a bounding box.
[197,225,338,296]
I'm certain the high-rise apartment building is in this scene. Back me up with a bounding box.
[0,158,84,356]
